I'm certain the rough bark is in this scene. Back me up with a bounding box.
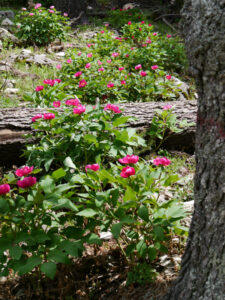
[160,1,225,300]
[0,101,196,167]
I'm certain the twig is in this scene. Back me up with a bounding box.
[154,14,181,21]
[162,17,177,32]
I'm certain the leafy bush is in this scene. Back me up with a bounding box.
[15,4,70,46]
[0,104,187,283]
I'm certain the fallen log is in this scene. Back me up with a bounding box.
[0,101,197,167]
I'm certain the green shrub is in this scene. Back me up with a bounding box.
[15,4,70,46]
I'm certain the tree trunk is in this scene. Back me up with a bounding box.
[160,1,225,299]
[0,101,196,167]
[53,0,88,23]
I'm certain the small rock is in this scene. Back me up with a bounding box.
[55,51,65,57]
[100,231,113,240]
[27,54,57,66]
[1,18,14,26]
[0,276,7,283]
[0,10,14,19]
[172,255,181,265]
[183,200,194,213]
[5,88,19,95]
[4,79,15,88]
[0,27,19,44]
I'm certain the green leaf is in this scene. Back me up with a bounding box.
[53,198,78,212]
[98,169,116,182]
[64,157,76,169]
[41,262,57,279]
[164,174,179,186]
[138,205,149,222]
[153,226,165,241]
[9,246,23,260]
[123,186,136,202]
[84,134,97,144]
[84,234,102,245]
[44,157,54,171]
[148,246,157,261]
[59,240,84,257]
[52,168,66,180]
[40,176,55,194]
[70,174,84,184]
[47,249,70,264]
[76,208,98,217]
[0,197,9,214]
[136,239,147,257]
[113,116,129,127]
[18,256,42,275]
[111,223,122,239]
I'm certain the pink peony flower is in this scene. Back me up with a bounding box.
[34,3,41,9]
[32,114,42,122]
[112,52,119,57]
[118,67,124,71]
[121,80,126,85]
[39,10,42,12]
[153,32,157,36]
[104,104,121,113]
[141,21,145,24]
[107,59,112,63]
[167,34,172,38]
[163,104,172,110]
[17,177,37,188]
[64,13,68,17]
[105,23,109,27]
[98,67,105,72]
[85,63,91,69]
[119,155,139,164]
[29,13,34,16]
[44,113,55,120]
[54,79,61,84]
[87,53,93,58]
[153,157,171,166]
[85,164,100,172]
[139,27,142,31]
[128,21,132,25]
[56,64,62,69]
[74,71,82,78]
[135,64,142,70]
[131,47,134,50]
[49,9,54,13]
[15,166,34,177]
[125,54,129,57]
[98,60,103,65]
[50,5,55,9]
[166,75,172,80]
[67,58,72,63]
[0,184,10,195]
[148,24,152,27]
[79,79,87,88]
[77,51,82,56]
[140,71,147,77]
[65,98,80,106]
[151,65,158,70]
[35,85,44,92]
[100,30,104,34]
[53,101,61,108]
[107,82,114,88]
[22,7,27,11]
[120,166,135,178]
[142,44,147,47]
[146,39,152,44]
[43,79,56,86]
[73,105,86,115]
